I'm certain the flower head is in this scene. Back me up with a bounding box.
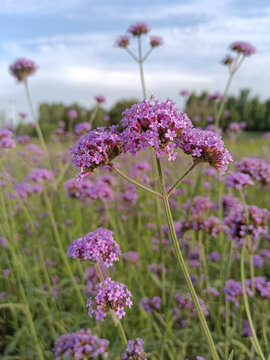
[178,127,233,174]
[230,41,256,56]
[95,95,106,104]
[86,277,133,321]
[17,135,30,144]
[122,338,147,360]
[67,109,78,119]
[116,35,130,48]
[206,92,224,101]
[53,328,109,359]
[26,168,54,183]
[179,89,190,96]
[222,55,234,66]
[0,129,15,149]
[70,126,123,176]
[225,172,254,189]
[150,36,163,47]
[121,98,192,161]
[9,58,37,81]
[128,22,150,36]
[67,228,121,267]
[75,122,91,135]
[236,157,270,186]
[140,296,161,314]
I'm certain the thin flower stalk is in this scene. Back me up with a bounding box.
[167,161,200,197]
[156,157,220,360]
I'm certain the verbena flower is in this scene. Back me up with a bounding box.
[95,95,106,103]
[64,178,93,198]
[70,126,123,176]
[75,122,91,135]
[14,183,43,199]
[121,98,192,161]
[26,144,44,156]
[242,320,252,337]
[122,338,147,360]
[222,55,234,66]
[53,328,109,359]
[179,89,190,96]
[9,58,37,81]
[236,157,270,185]
[84,265,107,296]
[224,279,253,306]
[224,204,269,249]
[230,41,256,56]
[123,251,139,266]
[149,36,163,47]
[26,168,54,183]
[206,92,224,101]
[67,109,78,119]
[177,127,233,174]
[139,296,161,314]
[116,35,130,47]
[128,22,150,36]
[17,135,30,144]
[86,277,133,321]
[67,228,121,267]
[225,172,254,189]
[0,129,15,149]
[174,293,209,316]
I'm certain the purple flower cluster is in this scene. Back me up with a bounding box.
[0,128,15,149]
[122,338,147,360]
[128,22,150,36]
[95,95,106,103]
[121,98,192,161]
[14,182,43,199]
[26,168,54,183]
[17,135,30,144]
[70,126,123,176]
[174,293,209,317]
[178,128,233,173]
[224,279,253,306]
[53,328,109,359]
[116,35,130,47]
[226,122,246,135]
[222,55,234,66]
[74,122,91,135]
[179,89,190,96]
[64,178,93,198]
[225,172,254,189]
[67,109,78,119]
[67,228,121,267]
[236,157,270,185]
[149,36,163,47]
[139,296,161,314]
[86,277,133,321]
[9,58,37,81]
[224,204,269,249]
[26,144,44,156]
[123,251,139,266]
[84,265,107,296]
[206,92,224,101]
[222,194,240,215]
[230,41,256,56]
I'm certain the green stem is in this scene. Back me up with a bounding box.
[167,162,199,197]
[156,157,220,360]
[23,79,52,170]
[109,164,162,198]
[137,36,146,98]
[94,263,128,347]
[89,104,99,127]
[215,73,233,131]
[240,245,266,360]
[125,47,139,62]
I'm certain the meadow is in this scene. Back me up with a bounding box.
[1,22,270,360]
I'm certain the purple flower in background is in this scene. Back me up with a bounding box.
[252,255,263,268]
[2,269,10,276]
[64,178,93,198]
[236,157,270,186]
[9,58,37,81]
[222,194,240,215]
[67,109,78,119]
[242,320,252,337]
[95,95,106,104]
[206,92,224,101]
[128,22,150,36]
[123,251,139,266]
[203,287,219,297]
[104,114,110,121]
[230,41,256,56]
[84,265,107,296]
[14,182,43,199]
[224,279,253,306]
[26,168,54,183]
[140,296,161,314]
[178,127,233,174]
[67,228,121,267]
[116,35,130,47]
[0,237,7,248]
[26,144,44,156]
[17,135,30,144]
[0,128,15,149]
[225,172,254,189]
[179,89,190,96]
[53,328,109,359]
[86,277,132,321]
[70,126,123,176]
[74,122,91,135]
[150,36,163,47]
[174,293,209,317]
[122,338,147,360]
[121,98,192,161]
[208,252,220,262]
[222,55,234,66]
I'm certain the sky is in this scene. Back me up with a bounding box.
[1,0,270,123]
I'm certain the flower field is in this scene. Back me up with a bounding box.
[1,20,270,360]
